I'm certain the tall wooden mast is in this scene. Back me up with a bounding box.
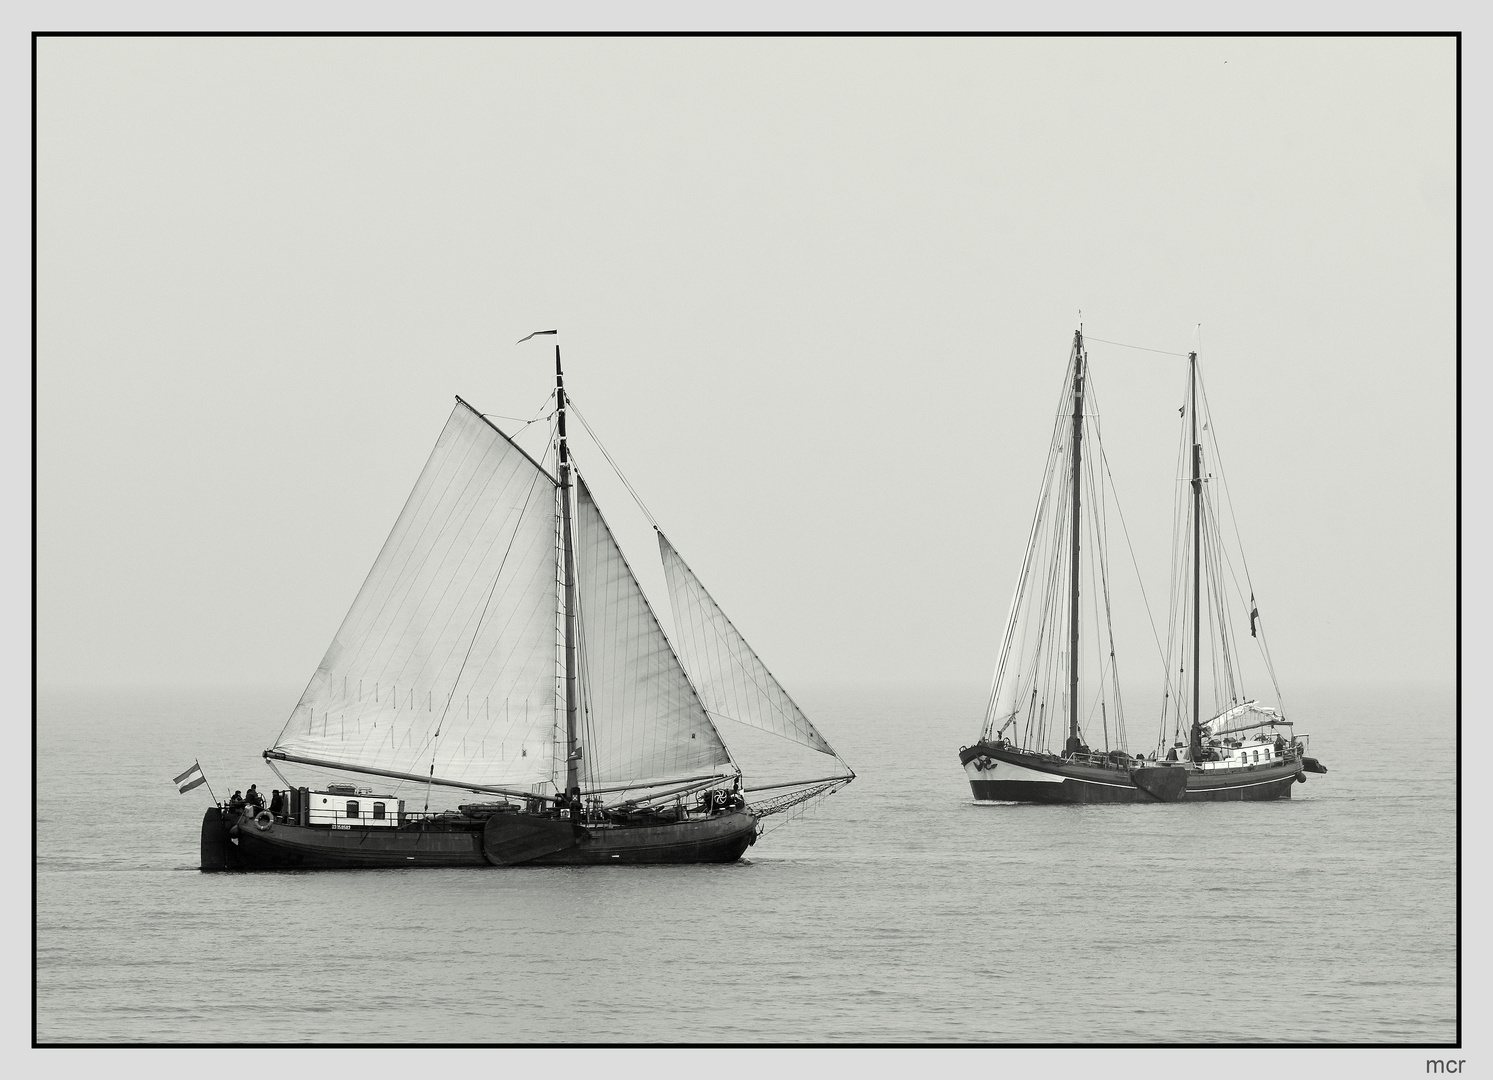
[556,346,581,800]
[1188,349,1204,763]
[1066,329,1086,757]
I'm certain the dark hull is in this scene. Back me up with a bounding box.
[204,808,758,871]
[959,742,1303,804]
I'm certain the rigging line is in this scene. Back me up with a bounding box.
[1029,450,1069,719]
[1202,497,1236,707]
[1096,439,1176,711]
[1194,486,1254,711]
[422,463,548,809]
[479,386,558,445]
[1081,430,1105,743]
[1195,369,1265,615]
[1203,491,1246,701]
[1046,478,1073,752]
[983,422,1060,736]
[483,403,556,429]
[1097,472,1128,747]
[1161,361,1195,748]
[486,410,557,440]
[1087,429,1122,751]
[1084,335,1191,358]
[1084,378,1128,745]
[752,778,849,832]
[572,495,605,800]
[983,408,1066,735]
[565,397,659,529]
[1027,472,1065,750]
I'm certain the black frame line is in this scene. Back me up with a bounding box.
[29,27,1463,1057]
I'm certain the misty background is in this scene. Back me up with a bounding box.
[37,36,1454,731]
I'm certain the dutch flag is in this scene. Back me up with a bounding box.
[173,761,207,794]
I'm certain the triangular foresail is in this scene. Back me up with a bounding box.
[272,400,562,794]
[659,531,852,791]
[572,475,735,795]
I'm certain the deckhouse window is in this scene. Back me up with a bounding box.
[373,802,386,820]
[346,800,360,819]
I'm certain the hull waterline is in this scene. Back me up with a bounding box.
[204,807,758,871]
[958,742,1302,804]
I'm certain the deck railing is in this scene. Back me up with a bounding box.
[975,737,1306,770]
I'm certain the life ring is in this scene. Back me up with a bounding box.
[254,810,274,831]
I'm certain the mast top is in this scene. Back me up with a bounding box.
[555,342,569,469]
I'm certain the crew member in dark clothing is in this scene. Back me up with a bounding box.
[269,789,284,816]
[228,790,245,813]
[1274,734,1287,755]
[246,784,262,810]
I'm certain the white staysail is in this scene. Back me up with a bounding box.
[656,531,853,794]
[272,400,562,793]
[659,532,840,758]
[572,475,735,792]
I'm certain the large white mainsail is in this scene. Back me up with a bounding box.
[271,399,563,794]
[572,475,736,795]
[658,531,852,793]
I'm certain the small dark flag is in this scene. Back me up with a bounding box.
[1249,596,1260,638]
[173,761,207,794]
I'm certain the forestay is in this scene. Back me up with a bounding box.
[659,531,851,793]
[272,400,563,793]
[572,475,735,793]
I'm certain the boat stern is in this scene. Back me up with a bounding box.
[200,806,244,872]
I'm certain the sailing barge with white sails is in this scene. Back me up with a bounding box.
[201,339,853,869]
[958,328,1327,803]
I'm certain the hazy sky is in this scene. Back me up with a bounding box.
[36,34,1456,699]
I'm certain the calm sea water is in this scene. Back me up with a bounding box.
[35,682,1456,1044]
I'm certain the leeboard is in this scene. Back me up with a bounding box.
[482,814,577,865]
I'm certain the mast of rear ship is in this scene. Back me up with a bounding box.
[1066,329,1085,757]
[1188,350,1204,764]
[556,347,581,804]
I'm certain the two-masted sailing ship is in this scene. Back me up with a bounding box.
[959,328,1327,803]
[200,339,853,869]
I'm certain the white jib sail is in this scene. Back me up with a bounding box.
[572,475,734,793]
[273,400,562,793]
[659,531,850,789]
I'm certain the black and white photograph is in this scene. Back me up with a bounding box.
[23,5,1473,1073]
